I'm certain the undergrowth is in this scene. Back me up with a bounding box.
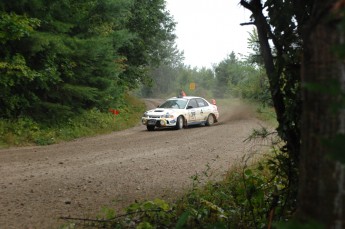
[0,94,146,148]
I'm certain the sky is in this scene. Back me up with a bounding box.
[165,0,254,68]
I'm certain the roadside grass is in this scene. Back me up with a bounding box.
[253,104,278,127]
[0,94,146,148]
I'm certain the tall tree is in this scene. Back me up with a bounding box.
[140,40,184,98]
[239,1,312,217]
[241,0,345,226]
[240,0,305,163]
[118,0,176,89]
[0,0,131,120]
[214,52,238,98]
[298,0,345,226]
[0,0,176,122]
[0,11,40,118]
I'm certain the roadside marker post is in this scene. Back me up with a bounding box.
[109,109,120,121]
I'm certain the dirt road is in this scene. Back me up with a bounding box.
[0,100,266,228]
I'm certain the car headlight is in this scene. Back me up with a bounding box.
[143,113,148,118]
[164,113,174,118]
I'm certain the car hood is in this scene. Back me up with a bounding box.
[145,108,181,116]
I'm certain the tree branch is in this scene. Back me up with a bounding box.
[240,0,253,11]
[60,208,173,223]
[240,22,255,26]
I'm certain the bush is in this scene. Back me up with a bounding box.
[0,94,146,148]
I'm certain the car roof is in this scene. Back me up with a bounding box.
[168,96,202,100]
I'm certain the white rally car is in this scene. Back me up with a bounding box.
[142,96,219,131]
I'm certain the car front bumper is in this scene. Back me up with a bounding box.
[142,117,177,127]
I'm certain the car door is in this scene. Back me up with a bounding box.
[186,99,198,123]
[196,98,209,121]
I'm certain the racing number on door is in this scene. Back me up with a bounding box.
[187,99,198,122]
[189,110,196,121]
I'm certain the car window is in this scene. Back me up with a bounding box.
[159,99,187,109]
[176,100,188,109]
[196,98,208,107]
[187,99,198,108]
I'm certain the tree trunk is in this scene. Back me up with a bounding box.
[298,0,345,227]
[239,0,300,158]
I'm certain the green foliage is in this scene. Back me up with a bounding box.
[118,0,176,90]
[255,105,278,126]
[0,117,39,146]
[0,94,146,148]
[140,64,180,97]
[171,155,292,228]
[275,220,325,229]
[0,12,40,42]
[125,199,175,228]
[233,66,271,105]
[214,52,237,98]
[247,28,263,65]
[213,52,272,105]
[68,199,176,228]
[0,0,176,121]
[0,54,42,118]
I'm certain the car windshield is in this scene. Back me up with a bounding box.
[159,99,187,109]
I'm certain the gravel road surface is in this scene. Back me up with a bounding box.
[0,99,267,228]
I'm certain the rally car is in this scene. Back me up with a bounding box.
[142,96,219,131]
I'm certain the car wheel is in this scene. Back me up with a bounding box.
[205,114,214,126]
[175,116,184,130]
[147,125,155,131]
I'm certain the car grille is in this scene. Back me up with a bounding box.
[148,115,161,118]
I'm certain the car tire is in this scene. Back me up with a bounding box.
[205,114,214,126]
[147,125,155,131]
[175,116,184,130]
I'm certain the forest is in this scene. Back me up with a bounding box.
[1,0,345,228]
